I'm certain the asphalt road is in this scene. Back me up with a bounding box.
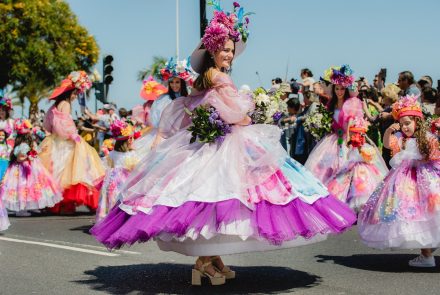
[1,211,439,295]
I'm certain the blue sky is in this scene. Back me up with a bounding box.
[36,0,440,112]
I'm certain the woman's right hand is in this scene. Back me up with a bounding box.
[236,116,252,126]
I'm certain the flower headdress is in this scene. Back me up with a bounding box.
[0,97,13,111]
[14,118,33,135]
[322,65,356,91]
[202,1,252,53]
[110,119,140,141]
[49,70,92,99]
[140,76,168,101]
[391,94,423,120]
[160,57,196,86]
[191,1,254,73]
[349,117,370,134]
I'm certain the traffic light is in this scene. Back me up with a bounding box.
[103,55,114,85]
[93,82,106,103]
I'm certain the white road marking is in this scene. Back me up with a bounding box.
[0,236,120,257]
[5,234,141,255]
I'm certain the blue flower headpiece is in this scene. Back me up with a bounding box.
[160,57,196,86]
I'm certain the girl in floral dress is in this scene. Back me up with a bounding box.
[96,120,140,221]
[1,119,62,216]
[358,95,440,267]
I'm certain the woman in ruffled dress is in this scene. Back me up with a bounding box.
[305,66,388,209]
[95,120,140,221]
[0,97,15,145]
[1,119,62,216]
[91,2,356,286]
[133,58,194,158]
[0,126,12,181]
[358,95,440,268]
[39,71,105,214]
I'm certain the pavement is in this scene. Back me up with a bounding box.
[1,210,440,295]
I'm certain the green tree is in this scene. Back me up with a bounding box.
[0,0,99,119]
[137,56,167,82]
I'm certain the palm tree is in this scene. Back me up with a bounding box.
[137,56,167,81]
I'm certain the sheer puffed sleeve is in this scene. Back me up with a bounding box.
[206,73,255,124]
[44,106,79,140]
[157,97,193,139]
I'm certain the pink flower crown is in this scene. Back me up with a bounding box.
[202,1,253,53]
[110,119,140,141]
[322,65,356,90]
[14,118,33,134]
[391,94,423,120]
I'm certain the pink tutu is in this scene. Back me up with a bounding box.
[1,159,62,211]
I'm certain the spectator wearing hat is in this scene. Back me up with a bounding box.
[277,82,293,150]
[278,82,291,100]
[418,75,433,89]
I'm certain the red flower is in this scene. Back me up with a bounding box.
[27,150,38,159]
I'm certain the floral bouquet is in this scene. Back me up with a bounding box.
[185,105,232,144]
[250,88,287,124]
[303,104,332,141]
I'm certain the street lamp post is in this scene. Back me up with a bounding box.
[200,0,207,38]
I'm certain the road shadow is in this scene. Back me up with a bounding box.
[316,254,440,273]
[69,224,94,234]
[75,263,321,294]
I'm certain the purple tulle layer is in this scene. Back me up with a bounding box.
[91,195,356,250]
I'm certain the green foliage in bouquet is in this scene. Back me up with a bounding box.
[185,105,232,144]
[303,104,333,141]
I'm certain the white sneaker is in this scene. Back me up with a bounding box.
[16,210,31,217]
[408,255,436,268]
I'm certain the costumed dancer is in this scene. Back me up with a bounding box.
[95,120,140,221]
[91,2,356,286]
[358,95,440,267]
[305,65,387,187]
[0,126,12,181]
[1,119,62,216]
[39,71,105,214]
[133,58,195,158]
[327,117,388,211]
[0,97,15,146]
